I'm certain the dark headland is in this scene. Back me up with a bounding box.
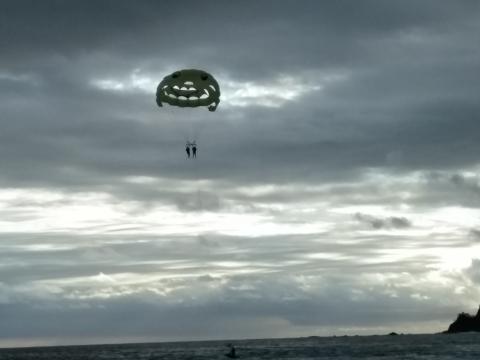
[444,305,480,333]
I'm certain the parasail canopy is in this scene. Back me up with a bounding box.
[156,69,220,112]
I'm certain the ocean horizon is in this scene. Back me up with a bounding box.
[0,332,479,359]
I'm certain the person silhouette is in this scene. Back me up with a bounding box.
[192,142,197,158]
[186,143,191,158]
[225,344,237,358]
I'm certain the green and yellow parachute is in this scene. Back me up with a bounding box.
[156,69,220,111]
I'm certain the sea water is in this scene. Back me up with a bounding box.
[0,333,479,359]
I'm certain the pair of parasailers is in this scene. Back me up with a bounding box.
[185,142,197,158]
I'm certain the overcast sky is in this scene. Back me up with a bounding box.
[1,0,480,348]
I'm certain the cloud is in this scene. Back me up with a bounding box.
[0,262,475,344]
[464,259,480,284]
[471,229,480,241]
[354,213,412,230]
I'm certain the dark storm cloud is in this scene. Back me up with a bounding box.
[1,0,479,190]
[3,1,478,62]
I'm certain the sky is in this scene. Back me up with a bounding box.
[1,0,480,348]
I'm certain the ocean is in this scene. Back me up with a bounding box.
[0,333,479,359]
